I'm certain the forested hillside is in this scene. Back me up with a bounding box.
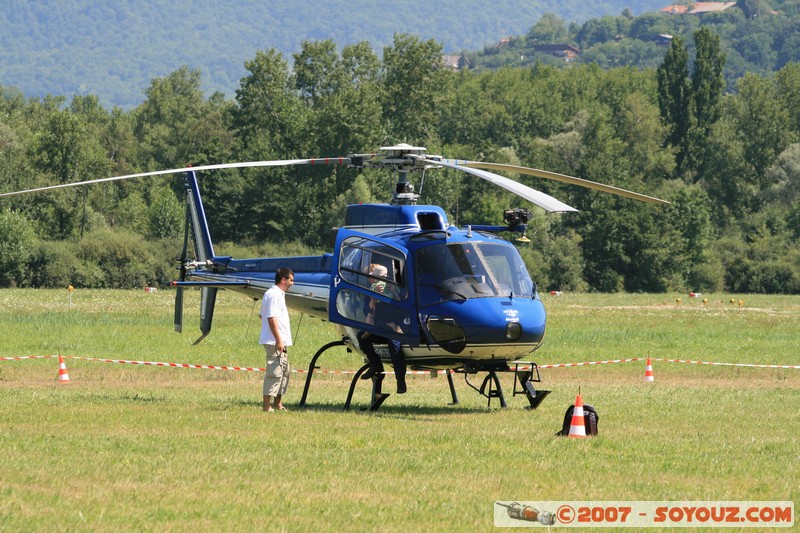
[0,0,665,108]
[2,32,799,294]
[471,0,800,90]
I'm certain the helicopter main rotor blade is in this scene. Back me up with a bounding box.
[444,160,669,206]
[0,158,352,198]
[419,157,578,213]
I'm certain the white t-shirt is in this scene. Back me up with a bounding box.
[258,285,292,346]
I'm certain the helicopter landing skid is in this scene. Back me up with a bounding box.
[512,362,551,410]
[298,339,348,408]
[344,364,389,412]
[298,338,393,411]
[446,369,460,405]
[463,370,507,408]
[460,362,550,409]
[299,339,546,411]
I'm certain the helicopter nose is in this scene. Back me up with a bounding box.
[425,298,545,349]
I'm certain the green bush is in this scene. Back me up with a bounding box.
[0,210,36,287]
[687,257,725,292]
[77,230,155,289]
[27,240,82,288]
[749,259,800,293]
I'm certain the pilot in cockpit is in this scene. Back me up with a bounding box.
[358,264,407,394]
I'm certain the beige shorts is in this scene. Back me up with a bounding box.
[263,344,290,396]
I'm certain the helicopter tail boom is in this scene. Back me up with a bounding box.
[184,171,215,262]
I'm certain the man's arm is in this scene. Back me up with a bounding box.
[268,316,285,353]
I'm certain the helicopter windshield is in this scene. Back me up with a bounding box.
[415,242,534,306]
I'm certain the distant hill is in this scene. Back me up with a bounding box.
[0,0,665,109]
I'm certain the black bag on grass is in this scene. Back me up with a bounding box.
[556,403,599,436]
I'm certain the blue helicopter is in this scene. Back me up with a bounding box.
[1,144,667,410]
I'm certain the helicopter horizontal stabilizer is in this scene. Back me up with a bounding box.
[172,281,249,288]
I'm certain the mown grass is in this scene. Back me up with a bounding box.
[1,289,798,531]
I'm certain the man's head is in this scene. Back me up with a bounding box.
[370,265,388,279]
[275,267,295,291]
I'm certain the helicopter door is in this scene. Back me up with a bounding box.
[330,229,419,344]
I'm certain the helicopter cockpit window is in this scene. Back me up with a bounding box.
[415,242,534,306]
[338,236,406,301]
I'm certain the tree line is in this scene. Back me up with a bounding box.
[1,32,799,293]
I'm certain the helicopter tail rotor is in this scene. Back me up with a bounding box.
[173,170,223,344]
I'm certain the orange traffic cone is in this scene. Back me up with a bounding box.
[644,358,655,382]
[57,354,70,383]
[568,393,587,438]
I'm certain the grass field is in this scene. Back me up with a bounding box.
[1,289,798,531]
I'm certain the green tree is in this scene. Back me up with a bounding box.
[657,35,691,174]
[293,40,382,155]
[382,33,447,144]
[762,143,800,207]
[731,73,792,180]
[147,185,183,239]
[0,209,36,286]
[234,49,303,156]
[294,40,340,107]
[777,62,800,134]
[737,0,768,20]
[692,28,726,131]
[699,115,753,224]
[617,91,675,182]
[576,16,619,48]
[0,90,29,196]
[287,40,384,246]
[134,66,208,170]
[233,49,305,242]
[28,109,109,238]
[527,13,567,44]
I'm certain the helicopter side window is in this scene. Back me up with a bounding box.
[336,236,411,332]
[338,236,406,301]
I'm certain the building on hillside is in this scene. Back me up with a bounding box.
[661,2,736,15]
[662,4,689,14]
[442,54,470,71]
[654,33,673,46]
[532,44,581,61]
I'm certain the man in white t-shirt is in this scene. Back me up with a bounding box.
[259,267,294,412]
